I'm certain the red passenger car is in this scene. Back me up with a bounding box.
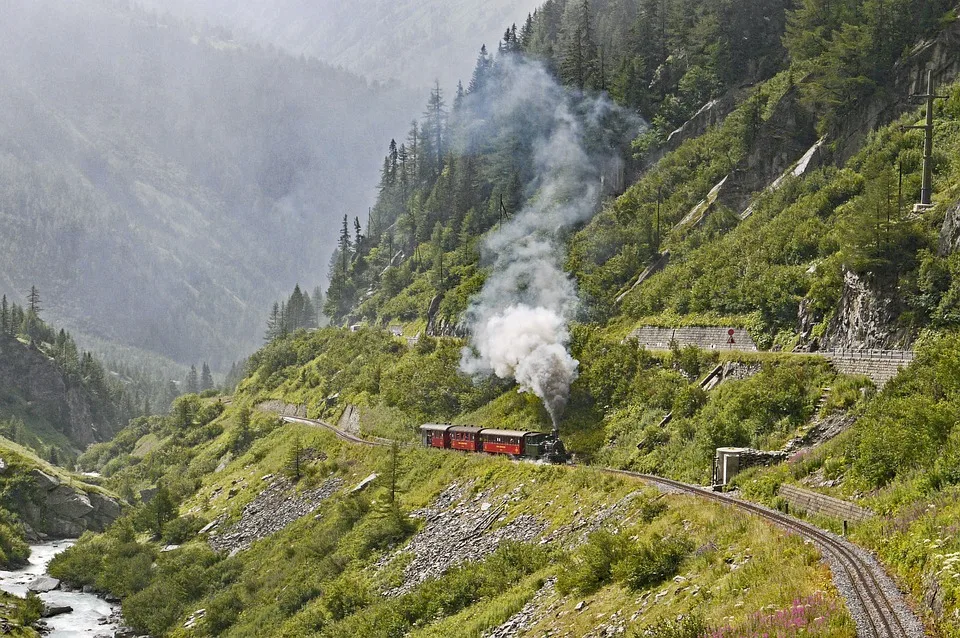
[449,426,484,452]
[420,423,451,449]
[480,429,526,456]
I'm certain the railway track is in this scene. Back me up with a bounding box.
[277,413,923,636]
[605,470,923,638]
[280,415,389,447]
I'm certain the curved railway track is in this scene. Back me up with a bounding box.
[605,470,923,638]
[279,414,923,637]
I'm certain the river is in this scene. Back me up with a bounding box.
[0,540,122,637]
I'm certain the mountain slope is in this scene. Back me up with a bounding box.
[137,0,543,89]
[0,0,418,367]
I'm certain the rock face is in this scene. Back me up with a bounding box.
[14,469,122,539]
[336,404,361,435]
[0,335,115,447]
[256,400,306,417]
[820,270,911,350]
[939,200,960,256]
[830,17,960,165]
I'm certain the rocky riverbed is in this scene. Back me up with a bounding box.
[0,541,124,637]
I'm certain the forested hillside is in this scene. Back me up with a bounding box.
[310,0,956,343]
[0,291,148,462]
[0,0,417,368]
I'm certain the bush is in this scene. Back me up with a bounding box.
[162,515,207,545]
[557,530,630,595]
[613,534,692,590]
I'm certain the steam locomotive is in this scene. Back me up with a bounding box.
[419,424,568,463]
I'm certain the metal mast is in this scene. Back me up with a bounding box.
[906,70,947,209]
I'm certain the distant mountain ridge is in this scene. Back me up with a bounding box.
[137,0,543,89]
[0,0,419,367]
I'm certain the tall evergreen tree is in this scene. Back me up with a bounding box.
[468,45,492,94]
[200,362,214,391]
[27,286,41,316]
[424,83,447,178]
[0,295,8,336]
[559,0,599,90]
[185,365,199,395]
[266,302,281,341]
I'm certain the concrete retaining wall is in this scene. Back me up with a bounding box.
[779,484,873,523]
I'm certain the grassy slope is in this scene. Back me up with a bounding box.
[68,411,856,637]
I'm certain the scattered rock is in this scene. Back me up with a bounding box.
[209,476,344,554]
[575,601,586,612]
[183,608,206,630]
[377,482,547,596]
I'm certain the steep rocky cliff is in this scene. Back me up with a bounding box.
[0,335,114,448]
[0,446,122,539]
[820,270,912,350]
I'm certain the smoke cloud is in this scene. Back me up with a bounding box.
[459,58,641,425]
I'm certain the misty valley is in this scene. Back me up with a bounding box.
[2,0,960,637]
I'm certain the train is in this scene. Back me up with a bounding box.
[419,424,568,463]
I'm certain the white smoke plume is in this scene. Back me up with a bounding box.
[459,58,640,425]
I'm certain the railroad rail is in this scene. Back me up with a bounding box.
[605,470,923,638]
[280,415,390,447]
[276,412,923,636]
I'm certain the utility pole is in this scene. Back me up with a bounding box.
[905,70,947,209]
[655,185,662,251]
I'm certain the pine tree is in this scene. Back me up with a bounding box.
[27,286,41,316]
[424,83,447,178]
[468,45,492,94]
[287,285,306,330]
[200,362,214,391]
[354,217,364,255]
[339,214,352,276]
[312,286,325,326]
[265,302,281,341]
[185,365,199,395]
[0,295,8,336]
[559,0,599,90]
[405,120,420,186]
[302,291,316,329]
[520,13,535,49]
[286,433,303,481]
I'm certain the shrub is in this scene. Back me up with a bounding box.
[613,534,692,591]
[162,515,207,545]
[557,530,630,595]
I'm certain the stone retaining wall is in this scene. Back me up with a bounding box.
[779,484,873,524]
[628,326,758,352]
[820,350,914,388]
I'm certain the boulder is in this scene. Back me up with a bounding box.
[42,604,73,618]
[27,576,60,593]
